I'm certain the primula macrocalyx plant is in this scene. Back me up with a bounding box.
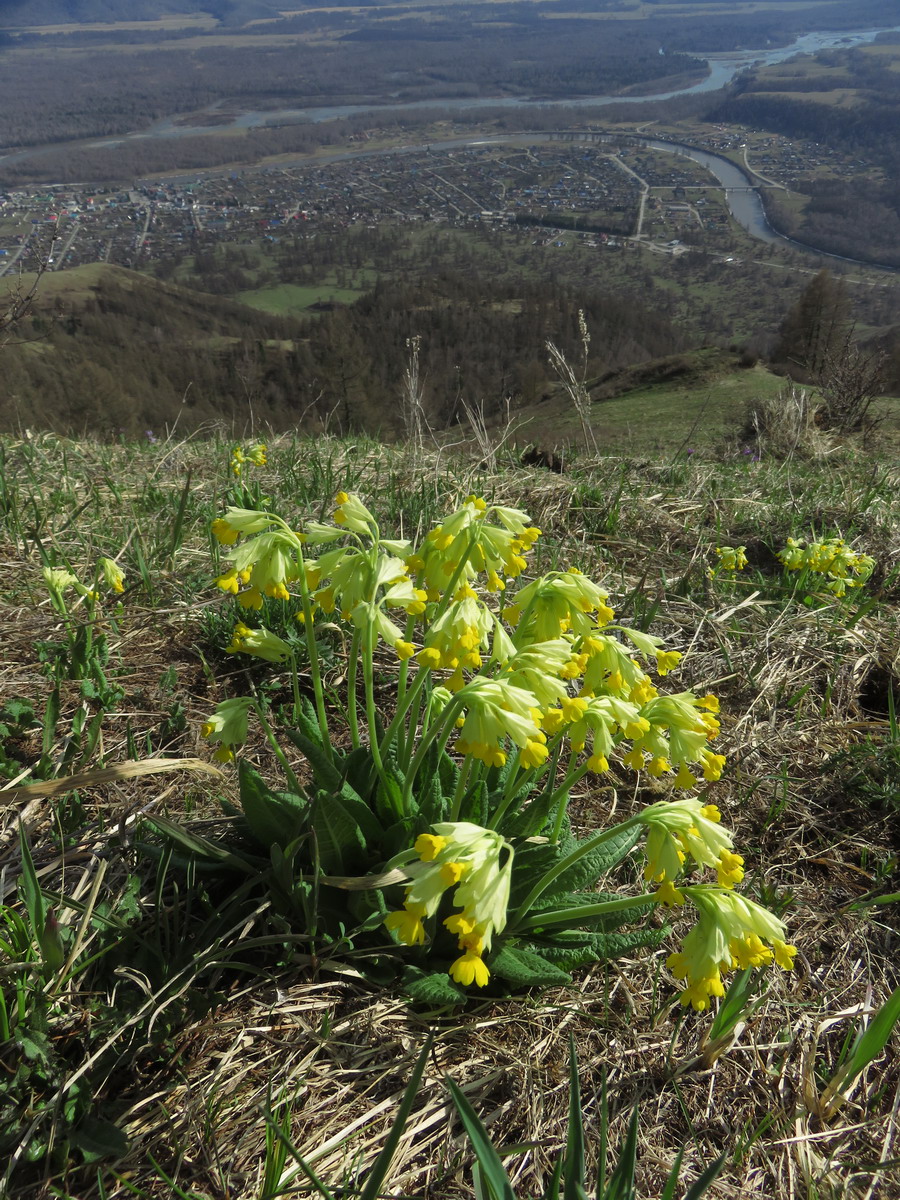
[190,470,795,1009]
[778,536,874,598]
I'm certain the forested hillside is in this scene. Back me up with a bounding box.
[1,263,688,436]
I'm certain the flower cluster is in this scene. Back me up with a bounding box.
[637,799,795,1009]
[714,545,748,572]
[666,886,796,1010]
[385,823,513,987]
[640,798,744,897]
[778,536,874,598]
[198,478,800,1011]
[230,442,267,478]
[43,557,126,606]
[200,697,254,763]
[205,489,725,790]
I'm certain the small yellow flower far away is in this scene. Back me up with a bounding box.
[97,557,125,594]
[715,546,748,572]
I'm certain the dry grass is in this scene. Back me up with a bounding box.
[1,432,898,1199]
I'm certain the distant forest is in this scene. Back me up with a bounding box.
[1,248,689,436]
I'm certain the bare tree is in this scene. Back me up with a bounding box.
[817,335,886,436]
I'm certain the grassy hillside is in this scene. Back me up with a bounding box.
[0,428,898,1198]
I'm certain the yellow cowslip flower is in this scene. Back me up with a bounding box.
[247,442,267,467]
[580,635,648,699]
[665,885,795,1011]
[715,545,748,572]
[700,751,727,781]
[520,739,549,769]
[420,591,493,672]
[639,693,716,778]
[216,569,241,594]
[226,622,292,662]
[415,833,447,861]
[717,849,745,889]
[385,824,514,983]
[501,640,572,707]
[618,627,682,680]
[216,507,279,537]
[454,677,543,768]
[565,696,618,763]
[777,536,874,593]
[655,650,682,677]
[654,880,685,907]
[43,567,81,596]
[772,939,797,970]
[332,490,379,536]
[384,901,428,946]
[212,517,240,546]
[639,798,736,885]
[97,557,125,594]
[200,697,253,762]
[512,572,612,641]
[228,530,299,600]
[450,946,490,987]
[350,600,416,660]
[238,587,265,611]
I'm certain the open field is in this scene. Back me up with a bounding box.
[238,279,374,316]
[0,424,898,1199]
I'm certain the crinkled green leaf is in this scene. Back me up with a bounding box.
[284,726,343,793]
[553,826,642,893]
[402,966,469,1008]
[72,1116,129,1164]
[525,925,667,973]
[310,790,370,874]
[238,759,309,849]
[489,945,572,988]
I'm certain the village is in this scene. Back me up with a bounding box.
[0,128,853,280]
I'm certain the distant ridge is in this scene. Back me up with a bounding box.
[0,2,283,28]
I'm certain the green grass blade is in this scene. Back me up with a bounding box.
[682,1153,727,1200]
[824,986,900,1111]
[658,1147,685,1200]
[445,1077,517,1200]
[706,969,757,1043]
[603,1106,639,1200]
[563,1034,586,1200]
[17,822,44,947]
[358,1036,433,1200]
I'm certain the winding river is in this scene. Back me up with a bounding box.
[134,23,899,137]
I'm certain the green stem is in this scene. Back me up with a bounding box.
[507,815,643,932]
[448,755,475,822]
[289,651,302,727]
[402,693,466,807]
[488,751,534,829]
[515,892,657,932]
[362,621,392,794]
[294,550,333,763]
[550,759,588,844]
[347,628,361,748]
[379,663,431,765]
[254,703,303,795]
[398,683,426,774]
